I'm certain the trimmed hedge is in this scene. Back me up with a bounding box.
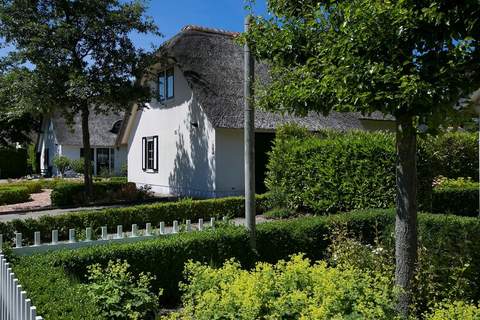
[266,125,477,214]
[0,181,43,194]
[0,194,271,244]
[51,181,142,207]
[0,147,28,179]
[0,187,31,205]
[11,210,480,319]
[432,186,479,216]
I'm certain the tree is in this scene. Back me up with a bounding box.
[245,0,480,316]
[53,155,70,177]
[0,61,40,147]
[0,0,159,196]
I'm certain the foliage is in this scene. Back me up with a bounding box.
[50,180,151,207]
[426,132,479,181]
[69,158,85,174]
[431,186,479,216]
[1,180,43,194]
[0,66,40,147]
[85,260,160,320]
[0,0,160,193]
[245,0,480,127]
[267,126,477,214]
[0,186,30,205]
[263,207,293,219]
[26,144,37,174]
[11,252,101,320]
[11,209,480,318]
[165,254,397,320]
[53,156,71,176]
[433,176,478,189]
[0,147,27,178]
[425,301,480,320]
[0,194,271,244]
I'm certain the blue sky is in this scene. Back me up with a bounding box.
[0,0,269,57]
[133,0,268,49]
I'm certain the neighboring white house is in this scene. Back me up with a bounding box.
[37,110,127,177]
[117,25,394,198]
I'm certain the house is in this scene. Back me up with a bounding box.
[37,111,127,177]
[116,25,394,198]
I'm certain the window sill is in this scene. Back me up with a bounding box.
[144,169,158,174]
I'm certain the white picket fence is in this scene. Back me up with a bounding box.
[0,253,43,320]
[2,217,224,256]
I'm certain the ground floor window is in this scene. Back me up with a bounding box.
[142,136,158,172]
[80,147,115,175]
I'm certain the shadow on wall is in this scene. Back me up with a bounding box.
[168,97,214,198]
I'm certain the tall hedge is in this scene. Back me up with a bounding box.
[0,147,28,179]
[266,125,477,214]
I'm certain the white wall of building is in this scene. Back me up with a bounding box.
[215,128,244,197]
[128,66,216,197]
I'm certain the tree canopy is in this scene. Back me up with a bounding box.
[246,0,480,129]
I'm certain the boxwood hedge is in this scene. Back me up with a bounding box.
[0,186,31,205]
[11,210,480,319]
[0,194,271,244]
[266,125,477,214]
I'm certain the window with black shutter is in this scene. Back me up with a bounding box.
[142,136,158,172]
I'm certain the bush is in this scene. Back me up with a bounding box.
[164,254,397,320]
[12,210,480,319]
[0,147,28,179]
[70,158,85,174]
[0,194,271,244]
[53,156,71,176]
[0,186,31,205]
[431,186,479,216]
[267,125,477,214]
[1,181,43,194]
[425,301,480,320]
[86,260,160,320]
[426,132,479,181]
[50,181,150,207]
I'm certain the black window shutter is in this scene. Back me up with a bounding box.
[142,137,146,171]
[153,136,159,171]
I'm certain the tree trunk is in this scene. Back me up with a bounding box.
[395,114,418,318]
[80,105,93,199]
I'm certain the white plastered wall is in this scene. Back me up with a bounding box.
[127,66,216,197]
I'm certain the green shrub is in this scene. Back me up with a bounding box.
[164,254,397,320]
[69,158,85,174]
[267,126,476,214]
[0,186,31,205]
[431,186,479,216]
[263,207,294,219]
[425,301,480,320]
[86,260,160,320]
[0,194,271,244]
[50,181,149,207]
[0,181,43,194]
[53,156,71,176]
[0,147,28,178]
[11,210,480,319]
[426,132,479,182]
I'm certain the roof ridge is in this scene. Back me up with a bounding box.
[181,25,240,37]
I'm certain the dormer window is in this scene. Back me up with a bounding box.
[158,67,174,102]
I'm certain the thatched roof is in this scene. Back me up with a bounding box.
[156,25,392,130]
[51,110,123,146]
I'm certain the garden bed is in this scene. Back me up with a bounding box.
[10,209,480,319]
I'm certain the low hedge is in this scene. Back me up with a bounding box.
[12,210,480,319]
[0,181,43,194]
[0,187,31,205]
[431,186,479,217]
[0,194,271,244]
[51,181,141,207]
